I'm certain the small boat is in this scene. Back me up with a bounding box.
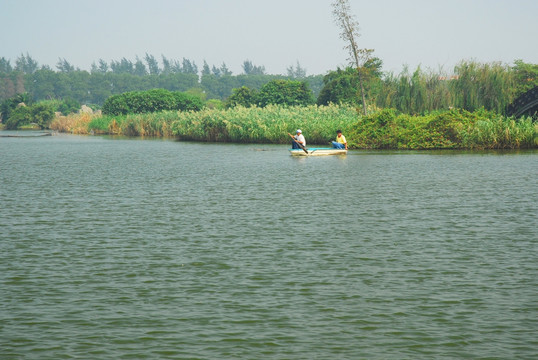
[289,147,348,156]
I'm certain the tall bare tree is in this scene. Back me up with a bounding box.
[332,0,373,115]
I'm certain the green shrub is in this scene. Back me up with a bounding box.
[1,93,32,123]
[349,108,536,149]
[58,97,81,115]
[31,102,55,129]
[257,80,315,107]
[171,91,204,112]
[225,86,258,108]
[4,105,31,129]
[102,89,204,115]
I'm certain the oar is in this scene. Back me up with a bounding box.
[288,133,309,154]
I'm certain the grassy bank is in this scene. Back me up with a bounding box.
[351,108,537,149]
[49,105,537,149]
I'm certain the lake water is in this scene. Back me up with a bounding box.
[1,133,537,359]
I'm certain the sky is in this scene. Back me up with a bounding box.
[1,0,537,76]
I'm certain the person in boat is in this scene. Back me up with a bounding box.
[292,129,306,149]
[331,130,348,150]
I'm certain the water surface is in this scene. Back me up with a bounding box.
[1,134,536,359]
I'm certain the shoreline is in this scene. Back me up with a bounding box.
[3,105,537,150]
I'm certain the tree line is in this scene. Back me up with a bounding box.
[0,53,288,77]
[0,53,323,106]
[1,51,536,126]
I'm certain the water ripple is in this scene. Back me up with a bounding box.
[1,136,537,359]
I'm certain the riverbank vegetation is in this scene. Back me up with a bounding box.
[351,108,536,149]
[47,104,536,150]
[1,52,537,149]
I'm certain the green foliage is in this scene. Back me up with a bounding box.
[376,66,453,114]
[376,61,517,115]
[102,89,204,115]
[257,80,315,107]
[83,104,357,142]
[242,60,266,75]
[30,102,55,129]
[0,57,13,73]
[88,115,115,133]
[15,53,39,74]
[169,104,357,143]
[57,97,81,115]
[225,86,258,108]
[57,103,537,149]
[349,108,536,149]
[56,58,75,73]
[4,105,31,129]
[23,69,200,106]
[317,61,383,107]
[2,53,536,120]
[224,80,317,109]
[286,61,307,79]
[317,67,360,106]
[1,92,32,123]
[1,94,54,129]
[171,91,205,112]
[512,60,538,96]
[205,99,224,110]
[459,116,537,149]
[450,61,515,114]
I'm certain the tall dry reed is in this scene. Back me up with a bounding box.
[50,113,96,134]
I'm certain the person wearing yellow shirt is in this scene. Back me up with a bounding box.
[331,130,347,150]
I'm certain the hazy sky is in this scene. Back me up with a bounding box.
[1,0,536,76]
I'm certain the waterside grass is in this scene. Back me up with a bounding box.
[49,112,94,134]
[49,105,537,149]
[350,108,537,149]
[376,61,518,115]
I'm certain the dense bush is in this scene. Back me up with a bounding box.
[317,67,361,106]
[31,103,55,129]
[1,92,52,129]
[171,91,205,112]
[257,80,315,107]
[57,97,81,115]
[2,102,54,130]
[225,80,315,108]
[317,62,383,108]
[3,105,31,129]
[349,108,536,149]
[1,93,79,129]
[225,86,258,108]
[1,93,32,123]
[102,89,204,115]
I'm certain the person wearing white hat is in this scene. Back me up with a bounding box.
[291,129,306,149]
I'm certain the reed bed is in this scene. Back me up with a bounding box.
[459,116,537,149]
[50,112,95,134]
[80,104,356,143]
[51,104,536,149]
[376,61,517,115]
[168,104,357,144]
[451,61,516,114]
